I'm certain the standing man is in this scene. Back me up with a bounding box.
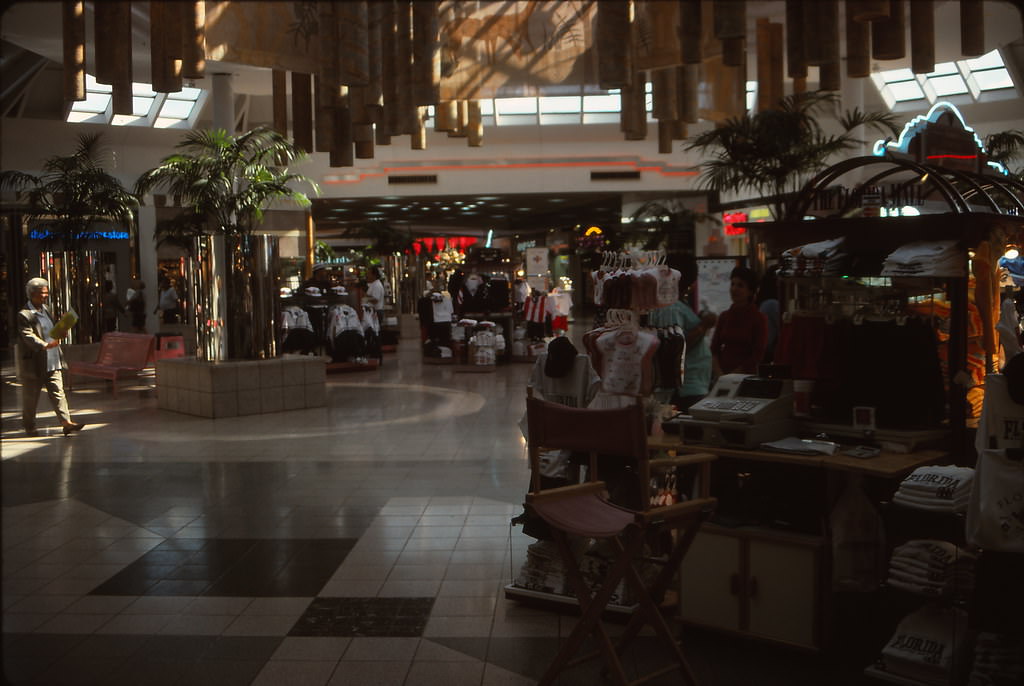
[154,276,180,324]
[16,278,85,437]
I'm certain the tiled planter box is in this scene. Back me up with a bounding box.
[156,356,327,418]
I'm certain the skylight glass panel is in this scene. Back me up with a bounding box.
[928,62,959,77]
[928,74,968,96]
[85,75,111,92]
[882,68,915,83]
[582,94,619,112]
[965,50,1005,70]
[888,80,926,101]
[539,96,580,114]
[478,99,494,116]
[75,92,110,113]
[495,97,537,115]
[158,99,195,119]
[131,97,151,116]
[972,69,1014,91]
[132,82,157,97]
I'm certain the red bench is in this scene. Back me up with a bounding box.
[68,332,155,397]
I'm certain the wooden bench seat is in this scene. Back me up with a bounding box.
[68,332,155,397]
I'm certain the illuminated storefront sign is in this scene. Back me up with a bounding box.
[29,229,130,240]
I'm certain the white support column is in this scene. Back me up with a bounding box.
[136,203,159,335]
[212,72,234,132]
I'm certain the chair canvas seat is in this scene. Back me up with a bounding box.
[522,395,716,686]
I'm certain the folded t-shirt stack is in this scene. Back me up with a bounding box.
[967,632,1024,686]
[779,236,847,276]
[893,465,974,513]
[887,539,976,598]
[880,603,970,686]
[515,540,567,595]
[881,240,966,277]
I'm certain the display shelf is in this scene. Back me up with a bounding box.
[864,664,948,686]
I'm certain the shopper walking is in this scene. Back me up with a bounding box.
[16,277,85,437]
[154,276,180,324]
[101,279,123,333]
[126,279,146,333]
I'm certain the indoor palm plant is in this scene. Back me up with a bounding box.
[134,126,318,360]
[0,132,139,342]
[685,91,900,221]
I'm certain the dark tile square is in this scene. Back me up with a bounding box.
[289,597,436,637]
[90,538,356,597]
[146,579,212,596]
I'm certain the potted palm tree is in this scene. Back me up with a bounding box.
[0,133,139,343]
[135,126,318,361]
[685,91,900,221]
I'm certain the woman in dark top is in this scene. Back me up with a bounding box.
[711,266,768,376]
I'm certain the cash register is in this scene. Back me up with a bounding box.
[671,374,796,449]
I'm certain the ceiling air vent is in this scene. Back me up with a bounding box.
[590,170,642,181]
[387,174,439,185]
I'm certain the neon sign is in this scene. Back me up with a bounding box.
[29,230,130,240]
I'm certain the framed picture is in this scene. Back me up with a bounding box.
[853,406,876,432]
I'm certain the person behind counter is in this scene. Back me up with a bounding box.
[711,266,768,376]
[649,256,718,411]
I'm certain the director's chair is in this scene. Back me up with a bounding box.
[524,395,717,685]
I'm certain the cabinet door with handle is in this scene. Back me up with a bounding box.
[746,537,821,648]
[679,530,742,631]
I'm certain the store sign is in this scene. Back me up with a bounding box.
[872,101,1001,174]
[29,229,130,240]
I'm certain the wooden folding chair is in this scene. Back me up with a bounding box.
[524,395,717,686]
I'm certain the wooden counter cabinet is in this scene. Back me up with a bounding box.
[679,524,826,650]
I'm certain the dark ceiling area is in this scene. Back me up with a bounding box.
[311,192,625,239]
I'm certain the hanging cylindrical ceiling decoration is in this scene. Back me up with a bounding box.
[679,0,703,65]
[149,1,172,93]
[872,0,906,61]
[313,74,334,154]
[62,1,85,101]
[393,0,414,135]
[411,0,440,106]
[722,37,745,68]
[785,0,808,79]
[354,122,375,159]
[365,1,384,124]
[819,60,841,91]
[467,100,483,147]
[802,0,839,67]
[651,67,678,121]
[910,0,935,74]
[845,0,871,78]
[448,100,469,138]
[181,1,205,80]
[621,73,647,140]
[713,0,746,40]
[94,2,116,85]
[291,72,313,152]
[756,19,784,111]
[850,0,889,22]
[596,0,631,89]
[107,1,133,115]
[378,0,396,146]
[272,69,288,136]
[316,3,340,152]
[338,2,370,88]
[960,0,985,56]
[658,120,674,154]
[435,101,457,132]
[411,107,428,150]
[678,63,699,123]
[153,0,183,93]
[330,98,354,168]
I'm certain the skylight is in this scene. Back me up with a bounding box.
[68,74,207,128]
[871,49,1015,110]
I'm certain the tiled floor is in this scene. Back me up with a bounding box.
[2,317,883,685]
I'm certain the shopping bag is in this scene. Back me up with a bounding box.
[966,448,1024,552]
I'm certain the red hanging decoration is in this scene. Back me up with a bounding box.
[423,237,435,252]
[412,241,422,255]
